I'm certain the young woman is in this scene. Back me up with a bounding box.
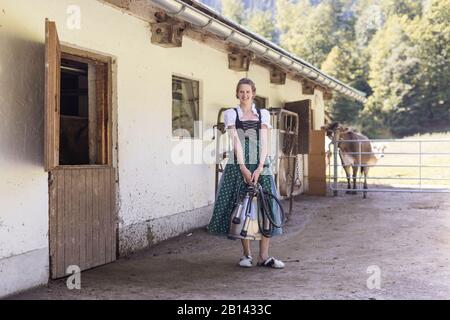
[208,78,284,269]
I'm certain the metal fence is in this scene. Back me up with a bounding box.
[328,139,450,195]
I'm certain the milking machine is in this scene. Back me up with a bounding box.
[228,182,285,240]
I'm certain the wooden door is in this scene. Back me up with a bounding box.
[45,20,117,279]
[49,167,116,278]
[307,130,327,196]
[284,100,312,154]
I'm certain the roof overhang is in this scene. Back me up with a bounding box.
[100,0,367,103]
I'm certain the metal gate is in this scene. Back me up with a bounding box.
[328,138,450,194]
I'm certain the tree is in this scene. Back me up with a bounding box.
[405,0,450,133]
[360,0,449,137]
[354,0,385,49]
[246,9,276,41]
[321,42,367,125]
[221,0,245,24]
[363,15,421,136]
[329,0,357,44]
[380,0,423,20]
[275,0,311,36]
[276,0,338,66]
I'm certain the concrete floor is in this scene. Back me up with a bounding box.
[9,191,450,300]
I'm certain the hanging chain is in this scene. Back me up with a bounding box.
[294,155,302,187]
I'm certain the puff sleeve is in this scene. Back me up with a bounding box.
[223,108,237,128]
[260,108,272,128]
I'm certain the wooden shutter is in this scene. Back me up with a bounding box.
[44,19,61,171]
[284,100,311,154]
[307,130,327,195]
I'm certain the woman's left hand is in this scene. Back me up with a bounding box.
[251,166,263,184]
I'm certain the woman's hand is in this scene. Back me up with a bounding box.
[240,166,253,185]
[251,166,263,184]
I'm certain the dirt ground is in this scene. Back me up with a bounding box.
[9,190,450,300]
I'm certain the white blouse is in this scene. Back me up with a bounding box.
[223,105,272,129]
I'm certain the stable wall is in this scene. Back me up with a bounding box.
[0,0,325,296]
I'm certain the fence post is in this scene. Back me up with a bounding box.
[333,139,338,196]
[419,141,422,190]
[359,140,362,190]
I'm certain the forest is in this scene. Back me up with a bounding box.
[200,0,450,138]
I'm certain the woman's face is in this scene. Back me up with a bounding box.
[237,84,254,104]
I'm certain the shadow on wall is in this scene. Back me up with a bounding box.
[0,32,45,168]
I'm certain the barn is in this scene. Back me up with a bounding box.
[0,0,366,297]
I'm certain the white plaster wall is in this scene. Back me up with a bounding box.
[0,248,48,298]
[0,4,49,260]
[0,0,326,279]
[0,0,51,297]
[312,89,326,130]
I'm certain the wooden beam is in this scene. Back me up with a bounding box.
[150,22,184,48]
[270,68,286,85]
[102,0,131,10]
[302,79,315,95]
[228,51,253,72]
[323,91,333,100]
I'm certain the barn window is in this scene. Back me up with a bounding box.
[254,95,267,109]
[172,75,200,138]
[59,50,111,166]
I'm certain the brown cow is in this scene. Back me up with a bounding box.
[323,122,385,198]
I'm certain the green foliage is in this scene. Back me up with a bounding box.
[321,41,367,125]
[213,0,449,137]
[380,0,423,20]
[246,9,276,41]
[362,0,450,137]
[407,0,450,133]
[221,0,245,24]
[276,0,338,66]
[354,0,385,48]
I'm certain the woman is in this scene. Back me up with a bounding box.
[208,78,284,269]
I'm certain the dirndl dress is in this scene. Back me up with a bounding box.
[207,107,283,238]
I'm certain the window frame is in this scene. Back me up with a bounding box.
[254,95,268,109]
[59,44,114,167]
[171,74,202,140]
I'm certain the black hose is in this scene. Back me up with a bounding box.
[256,184,285,238]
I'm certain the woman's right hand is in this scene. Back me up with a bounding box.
[240,166,253,185]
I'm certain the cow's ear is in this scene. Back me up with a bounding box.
[329,122,339,130]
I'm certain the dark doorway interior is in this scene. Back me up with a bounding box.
[60,58,89,165]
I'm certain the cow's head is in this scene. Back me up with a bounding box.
[322,122,347,142]
[371,142,387,160]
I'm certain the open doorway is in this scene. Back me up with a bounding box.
[60,58,89,165]
[59,52,110,166]
[45,19,117,279]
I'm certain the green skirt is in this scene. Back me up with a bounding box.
[207,159,283,238]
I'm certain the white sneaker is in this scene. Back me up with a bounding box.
[239,255,253,268]
[257,257,285,269]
